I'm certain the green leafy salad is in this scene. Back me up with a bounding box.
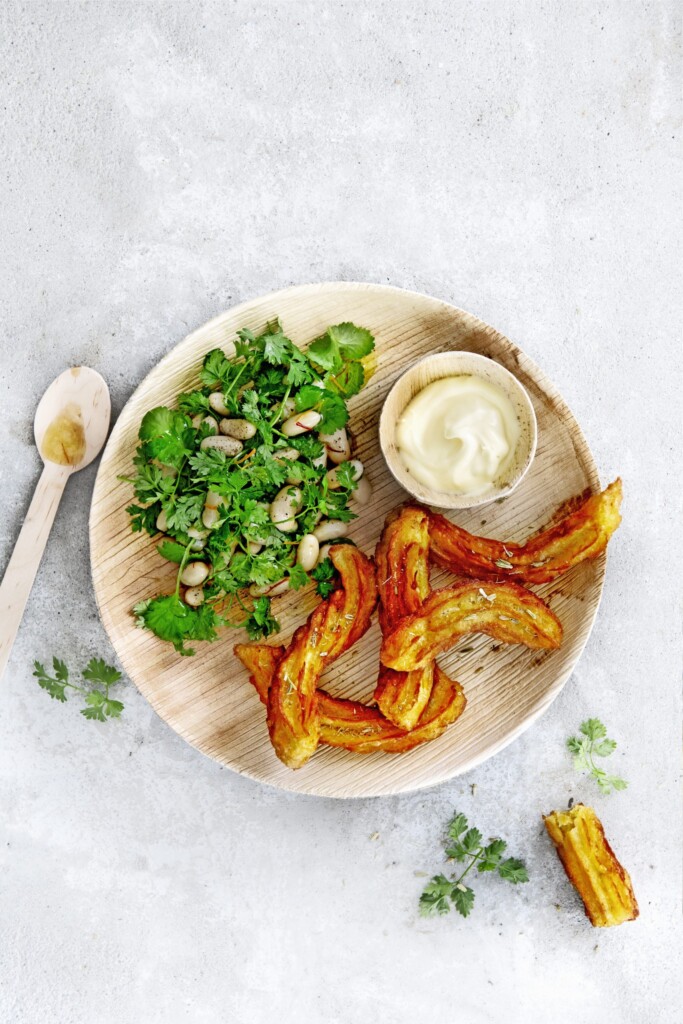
[123,319,375,655]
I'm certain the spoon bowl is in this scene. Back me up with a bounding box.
[34,366,111,471]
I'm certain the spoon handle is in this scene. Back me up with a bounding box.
[0,464,71,679]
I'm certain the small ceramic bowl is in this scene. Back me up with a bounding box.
[379,351,537,510]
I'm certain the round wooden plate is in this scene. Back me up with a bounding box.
[90,283,605,798]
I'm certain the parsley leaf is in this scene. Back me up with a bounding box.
[287,563,310,590]
[200,349,233,390]
[451,885,475,918]
[311,557,337,598]
[134,595,221,655]
[419,876,453,916]
[308,322,375,371]
[567,717,628,794]
[245,597,280,640]
[420,810,528,920]
[157,540,189,563]
[33,656,125,720]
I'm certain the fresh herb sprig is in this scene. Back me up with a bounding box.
[419,811,529,919]
[123,319,374,652]
[567,718,627,794]
[33,657,124,721]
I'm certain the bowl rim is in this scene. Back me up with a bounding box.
[379,349,538,509]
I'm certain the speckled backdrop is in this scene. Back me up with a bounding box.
[0,3,681,1023]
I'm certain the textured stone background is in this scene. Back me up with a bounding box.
[0,3,680,1022]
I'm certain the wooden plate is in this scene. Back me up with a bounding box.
[90,283,605,798]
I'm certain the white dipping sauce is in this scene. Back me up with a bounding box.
[396,375,521,495]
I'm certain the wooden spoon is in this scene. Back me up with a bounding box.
[0,367,111,678]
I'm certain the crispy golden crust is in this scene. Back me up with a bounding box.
[428,479,623,584]
[380,580,563,671]
[543,804,639,928]
[373,506,436,730]
[235,645,466,754]
[375,506,431,632]
[265,544,377,769]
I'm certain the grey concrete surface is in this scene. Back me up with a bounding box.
[0,2,681,1023]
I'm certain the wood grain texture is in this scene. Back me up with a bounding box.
[89,283,606,798]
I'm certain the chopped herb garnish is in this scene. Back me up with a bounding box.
[123,319,374,650]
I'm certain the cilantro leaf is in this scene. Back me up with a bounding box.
[245,597,280,640]
[33,660,69,701]
[157,540,189,563]
[567,718,627,794]
[325,360,364,398]
[308,323,374,371]
[478,838,507,872]
[287,563,310,591]
[498,858,529,884]
[311,557,337,598]
[34,656,125,720]
[580,718,607,741]
[420,810,527,921]
[135,594,220,655]
[82,658,122,687]
[307,333,342,372]
[447,812,469,841]
[263,332,291,364]
[328,323,375,360]
[419,876,453,917]
[200,349,232,389]
[126,503,160,536]
[451,885,475,918]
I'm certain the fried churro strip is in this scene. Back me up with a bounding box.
[380,580,562,671]
[428,479,622,584]
[374,506,435,730]
[543,804,639,928]
[235,645,466,754]
[265,544,377,769]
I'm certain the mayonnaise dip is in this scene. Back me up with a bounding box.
[396,375,521,495]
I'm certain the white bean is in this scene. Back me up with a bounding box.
[319,427,350,464]
[184,586,205,607]
[201,416,218,434]
[269,486,303,533]
[249,578,290,597]
[180,561,210,587]
[187,525,209,551]
[191,414,203,429]
[202,506,220,530]
[202,490,223,528]
[156,509,168,532]
[279,397,297,420]
[312,448,327,470]
[296,534,319,572]
[219,418,257,440]
[275,447,301,463]
[312,520,349,543]
[281,409,322,437]
[200,434,243,456]
[317,543,333,565]
[209,392,230,416]
[353,475,373,505]
[247,541,262,555]
[325,459,364,490]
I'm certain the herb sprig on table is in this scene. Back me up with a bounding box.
[33,657,124,721]
[122,319,374,653]
[567,718,628,794]
[419,811,529,919]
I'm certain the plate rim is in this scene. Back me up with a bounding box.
[90,281,606,798]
